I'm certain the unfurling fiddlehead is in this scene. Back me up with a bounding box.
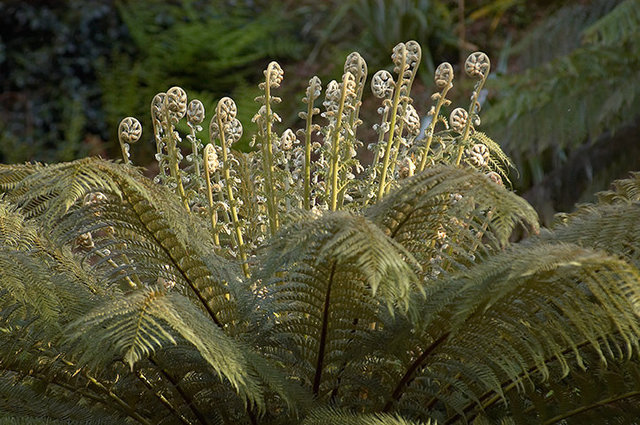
[417,62,454,172]
[455,52,491,166]
[118,117,142,165]
[298,76,322,210]
[210,97,248,276]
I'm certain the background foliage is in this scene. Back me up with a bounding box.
[1,0,639,216]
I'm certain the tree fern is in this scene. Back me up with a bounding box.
[1,40,640,425]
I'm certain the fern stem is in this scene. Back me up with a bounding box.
[388,116,407,180]
[93,246,140,288]
[135,369,194,425]
[377,52,407,201]
[164,109,191,212]
[303,94,315,210]
[149,357,209,425]
[217,114,249,277]
[382,331,450,412]
[313,261,337,396]
[84,372,152,425]
[542,390,640,424]
[455,73,488,167]
[418,86,452,172]
[263,72,279,235]
[329,75,349,211]
[204,162,220,246]
[363,105,391,208]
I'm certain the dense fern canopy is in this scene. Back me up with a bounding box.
[1,41,640,425]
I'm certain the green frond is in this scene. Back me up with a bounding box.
[370,242,640,422]
[0,201,101,326]
[583,0,640,45]
[8,157,246,329]
[549,172,640,267]
[302,407,433,425]
[260,210,419,309]
[0,162,43,193]
[486,33,640,159]
[367,165,538,277]
[508,0,616,68]
[66,287,266,410]
[549,203,640,269]
[0,377,125,425]
[595,171,640,204]
[255,210,419,399]
[0,158,128,222]
[510,354,640,424]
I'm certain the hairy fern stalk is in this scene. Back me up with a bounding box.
[1,41,640,425]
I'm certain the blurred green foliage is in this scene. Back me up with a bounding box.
[1,0,638,222]
[0,0,128,163]
[484,0,640,220]
[305,0,458,79]
[101,0,306,155]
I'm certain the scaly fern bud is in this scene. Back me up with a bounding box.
[465,52,491,79]
[118,117,141,165]
[450,108,469,134]
[166,86,187,123]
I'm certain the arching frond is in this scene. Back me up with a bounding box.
[583,0,640,45]
[255,210,419,400]
[361,242,640,422]
[0,158,128,223]
[0,162,43,192]
[511,353,640,424]
[549,172,640,268]
[367,165,538,277]
[67,287,266,409]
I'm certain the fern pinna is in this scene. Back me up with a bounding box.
[1,41,640,425]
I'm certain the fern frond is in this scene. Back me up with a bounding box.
[302,406,433,425]
[549,172,640,268]
[512,353,640,424]
[8,158,245,330]
[255,210,419,400]
[66,287,276,413]
[583,0,640,45]
[0,162,43,193]
[367,165,538,277]
[0,158,127,222]
[371,242,640,421]
[0,376,126,425]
